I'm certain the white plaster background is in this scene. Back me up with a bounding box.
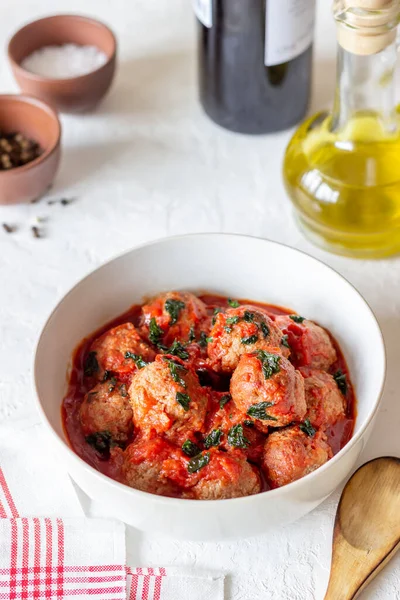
[0,1,399,598]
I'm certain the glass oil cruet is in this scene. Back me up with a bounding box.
[283,0,400,258]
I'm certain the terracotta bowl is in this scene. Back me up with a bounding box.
[8,15,117,114]
[0,95,61,205]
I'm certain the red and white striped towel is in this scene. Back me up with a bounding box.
[0,419,224,599]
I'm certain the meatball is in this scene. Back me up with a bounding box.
[141,291,208,345]
[89,323,156,379]
[207,305,285,373]
[80,381,133,443]
[275,315,336,371]
[262,426,332,488]
[118,438,181,496]
[128,355,208,444]
[230,351,306,431]
[187,448,262,500]
[300,367,346,429]
[204,392,266,464]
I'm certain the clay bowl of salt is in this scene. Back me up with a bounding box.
[8,15,117,114]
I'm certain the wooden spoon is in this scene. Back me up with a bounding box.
[324,457,400,600]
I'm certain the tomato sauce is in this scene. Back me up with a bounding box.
[62,294,356,483]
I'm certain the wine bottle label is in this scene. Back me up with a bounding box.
[265,0,316,66]
[193,0,212,28]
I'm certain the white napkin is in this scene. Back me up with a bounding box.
[0,417,225,599]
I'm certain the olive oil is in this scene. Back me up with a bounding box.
[284,111,400,257]
[283,0,400,258]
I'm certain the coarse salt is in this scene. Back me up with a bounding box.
[21,43,108,79]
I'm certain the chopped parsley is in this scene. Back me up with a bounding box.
[188,327,196,343]
[300,419,316,437]
[85,430,112,455]
[187,452,210,473]
[256,350,281,379]
[198,332,208,348]
[164,358,187,388]
[182,439,201,457]
[260,322,270,338]
[226,316,240,327]
[289,315,305,324]
[149,317,164,345]
[125,352,148,369]
[108,377,117,392]
[243,311,256,322]
[219,394,231,409]
[281,334,290,348]
[247,401,277,421]
[224,326,233,333]
[212,307,223,325]
[228,298,240,308]
[176,392,191,411]
[102,370,111,381]
[84,352,99,377]
[243,420,254,428]
[165,298,185,325]
[206,336,213,344]
[333,369,348,395]
[241,334,258,345]
[119,384,128,397]
[204,429,222,449]
[227,424,250,449]
[162,339,189,360]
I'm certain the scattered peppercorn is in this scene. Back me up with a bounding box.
[31,226,43,239]
[2,223,16,233]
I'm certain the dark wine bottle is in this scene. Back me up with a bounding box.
[194,0,316,134]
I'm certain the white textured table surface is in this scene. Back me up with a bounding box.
[1,1,400,598]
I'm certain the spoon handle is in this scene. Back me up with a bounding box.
[324,517,400,600]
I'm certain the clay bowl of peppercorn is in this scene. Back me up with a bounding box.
[0,95,61,205]
[8,15,117,113]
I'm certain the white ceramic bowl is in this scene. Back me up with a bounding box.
[34,234,386,541]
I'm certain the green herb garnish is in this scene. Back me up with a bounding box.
[85,430,112,455]
[289,315,305,324]
[102,370,111,381]
[198,332,208,347]
[125,352,148,369]
[256,350,281,379]
[165,299,185,325]
[149,317,164,345]
[164,358,187,388]
[261,322,270,338]
[299,418,316,437]
[243,420,254,428]
[228,298,240,308]
[226,316,240,327]
[182,440,201,457]
[219,394,231,409]
[176,392,191,411]
[247,401,277,421]
[281,334,290,348]
[241,334,258,345]
[84,352,99,377]
[108,377,117,392]
[212,307,223,325]
[188,326,196,343]
[206,337,213,344]
[333,369,348,395]
[163,339,189,360]
[227,424,250,449]
[187,452,210,473]
[204,429,222,449]
[243,311,256,323]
